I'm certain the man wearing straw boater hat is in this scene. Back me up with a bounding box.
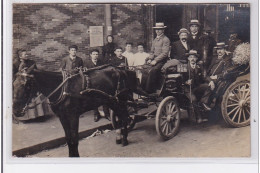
[200,42,232,110]
[144,22,170,93]
[187,19,205,59]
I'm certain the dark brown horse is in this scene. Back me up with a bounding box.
[13,65,147,157]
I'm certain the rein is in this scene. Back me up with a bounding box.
[22,72,79,112]
[22,64,112,113]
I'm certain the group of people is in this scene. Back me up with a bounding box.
[14,19,242,123]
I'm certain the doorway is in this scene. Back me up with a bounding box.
[155,5,184,42]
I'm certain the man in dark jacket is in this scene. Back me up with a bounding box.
[60,45,83,72]
[84,49,110,122]
[170,28,190,63]
[187,19,203,55]
[200,42,233,110]
[109,47,128,68]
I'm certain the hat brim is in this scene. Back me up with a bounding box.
[153,26,167,29]
[214,45,228,49]
[178,31,189,35]
[185,53,199,57]
[188,22,201,26]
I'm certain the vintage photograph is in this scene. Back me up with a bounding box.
[12,3,251,158]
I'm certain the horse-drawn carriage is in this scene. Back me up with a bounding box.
[111,57,250,140]
[12,43,250,157]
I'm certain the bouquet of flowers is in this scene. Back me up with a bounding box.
[232,42,250,65]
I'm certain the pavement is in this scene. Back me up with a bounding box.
[12,110,112,157]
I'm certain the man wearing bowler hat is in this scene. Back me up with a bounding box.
[184,50,205,123]
[200,42,233,110]
[145,22,170,93]
[170,28,190,63]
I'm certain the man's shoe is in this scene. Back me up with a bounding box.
[94,114,101,122]
[202,103,212,111]
[104,114,111,121]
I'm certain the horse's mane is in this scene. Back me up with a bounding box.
[33,69,63,77]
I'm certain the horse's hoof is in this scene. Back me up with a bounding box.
[121,139,128,147]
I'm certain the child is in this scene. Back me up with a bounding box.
[110,47,128,68]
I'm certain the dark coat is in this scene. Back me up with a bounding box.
[60,56,83,71]
[206,54,232,83]
[170,40,190,62]
[84,58,102,69]
[109,55,128,67]
[102,42,117,64]
[184,63,204,89]
[187,32,203,51]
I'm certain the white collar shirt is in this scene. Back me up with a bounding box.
[133,52,150,66]
[122,51,134,66]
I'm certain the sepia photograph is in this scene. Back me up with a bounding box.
[10,2,253,159]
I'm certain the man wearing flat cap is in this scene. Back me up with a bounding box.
[60,45,83,72]
[170,28,190,63]
[200,42,232,110]
[145,22,170,93]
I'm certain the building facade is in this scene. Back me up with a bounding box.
[13,3,250,71]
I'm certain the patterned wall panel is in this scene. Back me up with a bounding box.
[13,4,146,71]
[111,4,145,53]
[13,4,106,71]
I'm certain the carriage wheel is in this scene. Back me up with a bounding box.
[110,106,137,131]
[155,96,180,140]
[221,80,250,127]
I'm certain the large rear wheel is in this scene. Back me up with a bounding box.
[221,80,250,127]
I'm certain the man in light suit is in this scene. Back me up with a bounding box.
[145,22,170,93]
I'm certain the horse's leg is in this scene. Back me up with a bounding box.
[121,121,128,146]
[59,112,80,157]
[67,113,80,157]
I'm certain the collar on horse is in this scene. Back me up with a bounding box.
[22,65,111,113]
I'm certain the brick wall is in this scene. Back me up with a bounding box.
[13,4,145,71]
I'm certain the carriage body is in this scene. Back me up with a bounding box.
[118,62,251,140]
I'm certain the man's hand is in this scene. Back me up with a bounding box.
[197,60,203,65]
[210,75,218,80]
[208,81,215,90]
[147,59,152,64]
[186,79,192,85]
[150,60,157,66]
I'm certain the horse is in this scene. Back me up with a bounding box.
[13,64,149,157]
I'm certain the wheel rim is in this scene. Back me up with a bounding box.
[159,99,179,136]
[226,82,250,125]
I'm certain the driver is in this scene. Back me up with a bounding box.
[145,22,170,93]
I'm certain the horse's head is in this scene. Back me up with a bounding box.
[13,64,37,117]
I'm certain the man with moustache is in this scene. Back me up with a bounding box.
[187,19,202,54]
[200,42,233,110]
[170,28,190,63]
[162,28,190,72]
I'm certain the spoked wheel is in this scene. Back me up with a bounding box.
[155,96,180,140]
[221,80,250,127]
[110,106,137,131]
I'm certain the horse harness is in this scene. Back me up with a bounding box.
[22,64,126,112]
